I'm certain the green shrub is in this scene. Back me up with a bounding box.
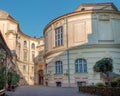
[8,72,20,86]
[110,80,117,87]
[115,77,120,82]
[115,77,120,87]
[0,66,6,89]
[95,82,105,87]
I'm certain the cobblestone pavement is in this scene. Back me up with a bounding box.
[6,86,96,96]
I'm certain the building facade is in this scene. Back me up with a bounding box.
[0,2,120,87]
[0,10,44,85]
[34,37,45,85]
[44,3,120,87]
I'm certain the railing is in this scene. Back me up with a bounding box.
[0,89,5,96]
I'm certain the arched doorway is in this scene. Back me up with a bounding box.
[38,70,43,85]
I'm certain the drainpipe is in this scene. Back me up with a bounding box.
[28,40,30,85]
[66,16,70,87]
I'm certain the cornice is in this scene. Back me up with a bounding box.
[17,59,34,64]
[69,44,120,50]
[5,30,17,36]
[36,44,44,48]
[7,15,18,24]
[44,48,67,58]
[18,31,41,41]
[44,44,120,58]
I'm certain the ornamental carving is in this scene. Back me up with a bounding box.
[53,19,64,29]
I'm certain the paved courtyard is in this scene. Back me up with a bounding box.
[6,86,96,96]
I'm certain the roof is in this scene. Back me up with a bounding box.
[0,10,18,23]
[75,2,118,12]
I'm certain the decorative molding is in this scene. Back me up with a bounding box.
[99,14,110,20]
[5,30,17,36]
[54,19,64,28]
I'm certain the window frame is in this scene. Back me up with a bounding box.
[23,51,27,61]
[75,59,87,73]
[55,61,63,74]
[23,65,26,71]
[24,41,27,47]
[32,51,35,62]
[55,26,63,47]
[31,43,35,50]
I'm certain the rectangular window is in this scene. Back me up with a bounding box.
[32,66,34,71]
[55,61,63,74]
[55,26,63,47]
[23,65,26,71]
[32,52,35,62]
[23,51,27,61]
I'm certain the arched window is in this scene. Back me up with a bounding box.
[24,41,27,47]
[55,61,63,74]
[75,59,87,73]
[31,43,35,49]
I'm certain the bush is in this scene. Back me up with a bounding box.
[115,77,120,87]
[110,80,117,87]
[8,72,20,86]
[0,66,6,90]
[78,86,120,96]
[95,82,105,87]
[115,77,120,82]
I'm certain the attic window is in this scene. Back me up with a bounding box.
[81,8,85,11]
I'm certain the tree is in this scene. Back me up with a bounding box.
[0,49,6,89]
[93,58,113,84]
[0,66,6,89]
[0,49,6,62]
[93,58,113,73]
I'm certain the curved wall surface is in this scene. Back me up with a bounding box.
[44,3,120,87]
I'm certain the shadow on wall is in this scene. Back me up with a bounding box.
[15,62,29,86]
[34,50,44,85]
[42,39,120,87]
[42,43,91,87]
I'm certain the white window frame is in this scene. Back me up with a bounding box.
[75,59,87,73]
[55,27,63,47]
[55,61,63,74]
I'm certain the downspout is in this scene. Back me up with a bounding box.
[28,40,30,85]
[66,16,70,87]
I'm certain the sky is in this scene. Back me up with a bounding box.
[0,0,120,38]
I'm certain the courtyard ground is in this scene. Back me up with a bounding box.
[6,86,97,96]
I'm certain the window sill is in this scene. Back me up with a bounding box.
[74,72,88,74]
[54,73,63,75]
[53,45,64,49]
